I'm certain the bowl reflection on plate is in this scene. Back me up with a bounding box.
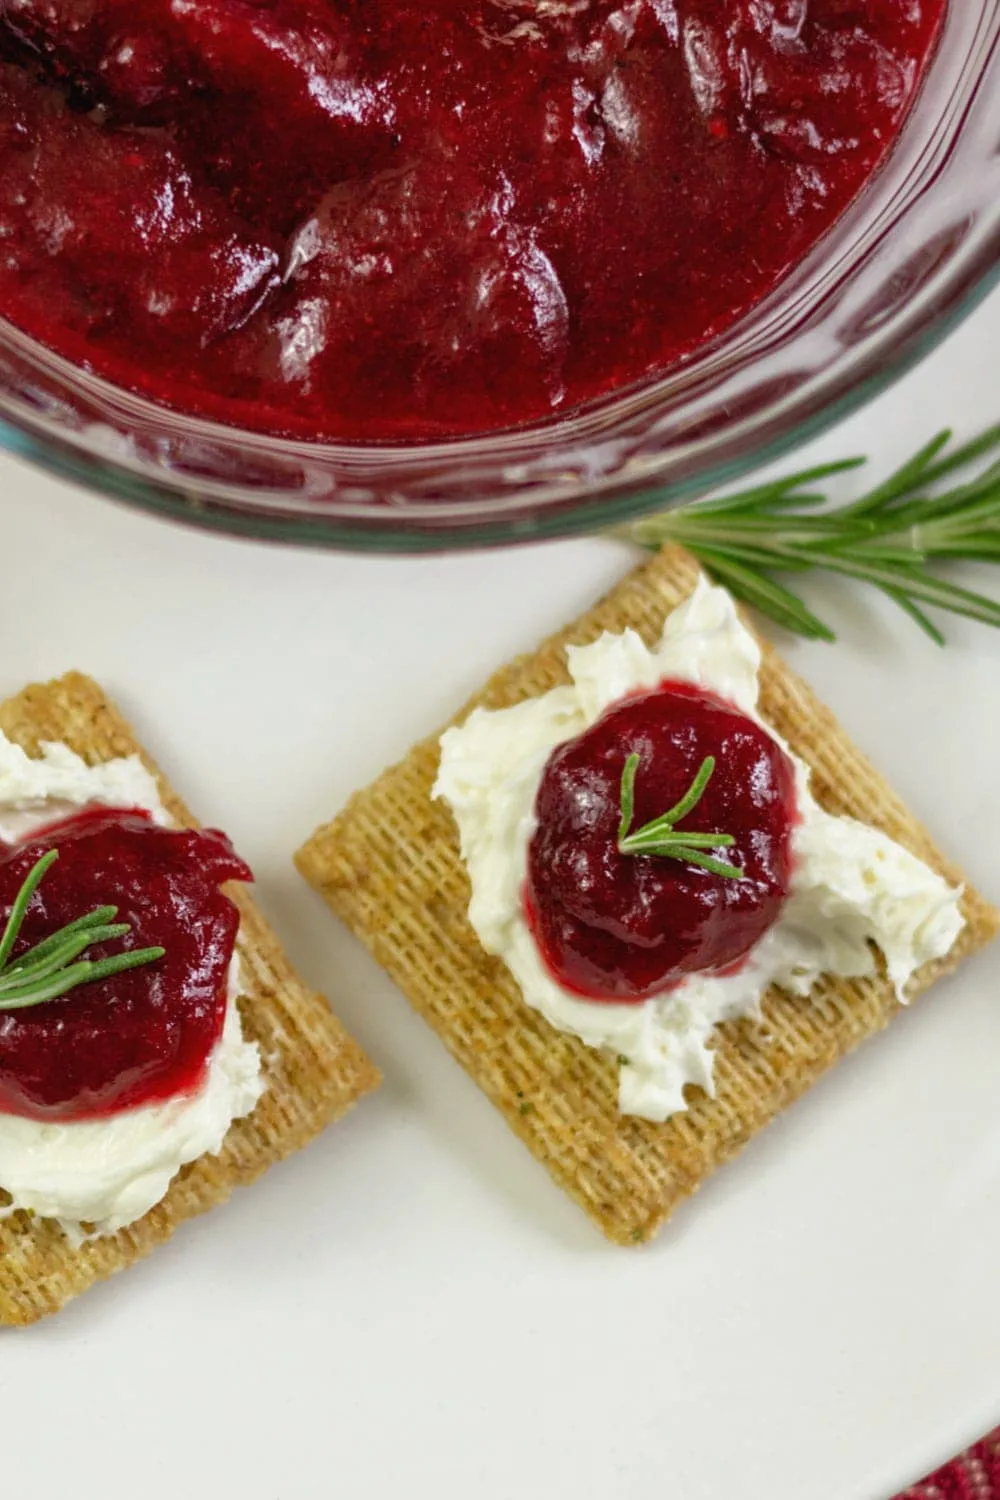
[0,2,998,554]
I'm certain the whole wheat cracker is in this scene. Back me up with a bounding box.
[0,672,379,1327]
[296,546,999,1246]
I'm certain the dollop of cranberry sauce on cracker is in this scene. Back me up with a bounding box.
[525,683,797,1002]
[0,807,250,1122]
[0,0,943,442]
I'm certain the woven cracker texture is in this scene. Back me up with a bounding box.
[297,547,998,1246]
[0,673,379,1327]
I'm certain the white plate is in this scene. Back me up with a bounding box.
[2,286,1000,1500]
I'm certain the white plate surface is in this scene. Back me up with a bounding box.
[1,287,1000,1500]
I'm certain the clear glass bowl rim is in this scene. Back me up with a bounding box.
[0,4,998,553]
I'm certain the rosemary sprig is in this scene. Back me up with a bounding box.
[617,753,744,880]
[618,422,1000,644]
[0,849,165,1012]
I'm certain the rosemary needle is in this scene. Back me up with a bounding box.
[0,850,164,1012]
[617,753,743,880]
[618,421,1000,644]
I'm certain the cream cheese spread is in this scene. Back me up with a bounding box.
[0,734,263,1236]
[435,578,964,1122]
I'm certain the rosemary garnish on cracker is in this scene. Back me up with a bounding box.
[0,849,164,1011]
[617,753,743,880]
[620,422,1000,644]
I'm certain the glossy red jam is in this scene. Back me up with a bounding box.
[0,806,250,1122]
[526,682,796,1001]
[0,0,943,443]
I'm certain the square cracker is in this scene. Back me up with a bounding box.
[0,673,379,1326]
[296,546,998,1246]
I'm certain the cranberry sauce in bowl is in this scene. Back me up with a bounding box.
[0,1,944,442]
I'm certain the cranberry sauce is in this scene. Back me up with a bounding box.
[526,683,796,1001]
[0,0,944,442]
[0,806,250,1122]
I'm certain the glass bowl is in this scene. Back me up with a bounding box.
[1,4,998,554]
